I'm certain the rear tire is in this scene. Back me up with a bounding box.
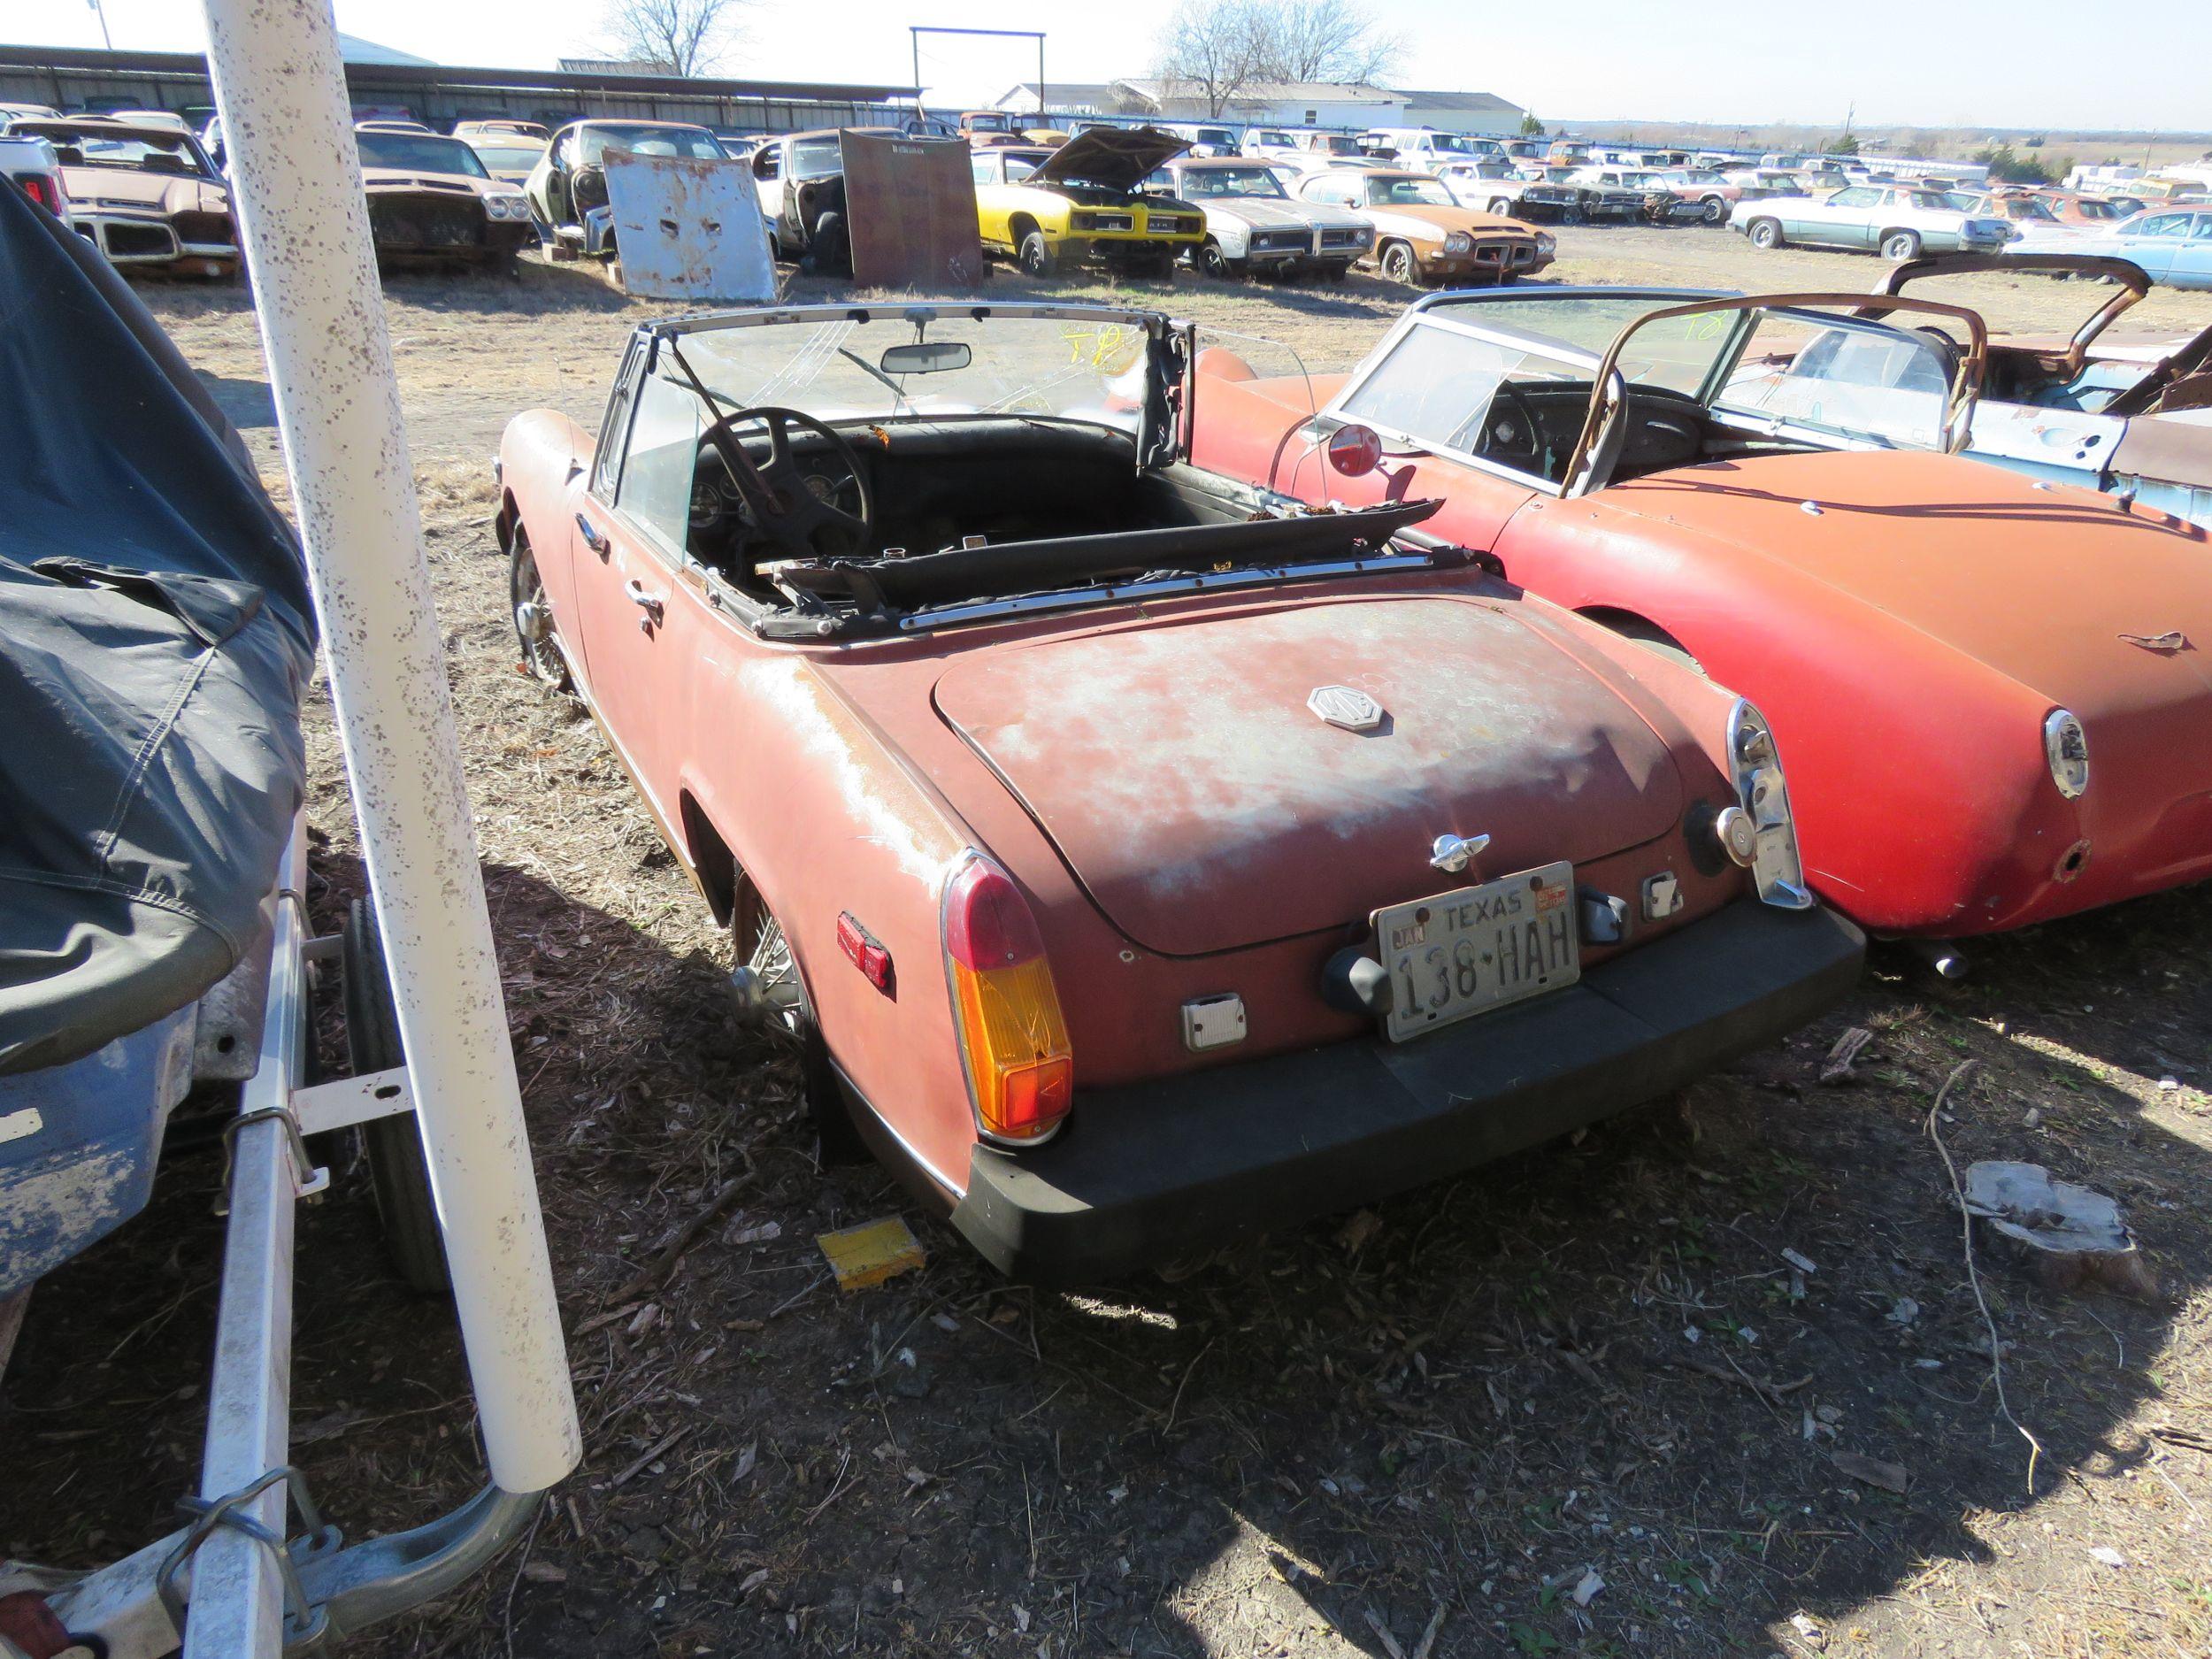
[510,529,570,691]
[1702,196,1727,225]
[1880,228,1922,262]
[342,900,451,1295]
[731,878,864,1164]
[1747,218,1784,250]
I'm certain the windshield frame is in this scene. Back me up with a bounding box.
[1323,287,1985,497]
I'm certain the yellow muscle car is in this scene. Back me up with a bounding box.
[971,127,1203,278]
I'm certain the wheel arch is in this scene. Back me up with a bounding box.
[1574,604,1706,672]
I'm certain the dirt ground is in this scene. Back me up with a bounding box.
[6,226,2212,1659]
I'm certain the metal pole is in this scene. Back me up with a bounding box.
[197,0,580,1497]
[182,832,306,1659]
[910,27,920,120]
[1037,35,1044,127]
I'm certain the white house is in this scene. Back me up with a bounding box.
[993,79,1525,136]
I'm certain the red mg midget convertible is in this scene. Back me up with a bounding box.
[495,303,1862,1281]
[1192,288,2212,956]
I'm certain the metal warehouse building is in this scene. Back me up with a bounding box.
[0,43,915,135]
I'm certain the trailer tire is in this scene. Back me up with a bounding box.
[342,899,451,1295]
[1747,218,1784,250]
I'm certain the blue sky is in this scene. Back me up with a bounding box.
[28,0,2212,131]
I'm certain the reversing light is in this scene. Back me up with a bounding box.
[2043,709,2088,799]
[1724,700,1813,910]
[1326,423,1384,477]
[941,855,1073,1145]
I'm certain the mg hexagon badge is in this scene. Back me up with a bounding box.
[1308,684,1385,733]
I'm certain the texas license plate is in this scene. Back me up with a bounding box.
[1372,861,1579,1043]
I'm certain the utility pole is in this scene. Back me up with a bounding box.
[87,0,113,50]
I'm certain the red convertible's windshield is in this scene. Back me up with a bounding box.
[667,311,1159,433]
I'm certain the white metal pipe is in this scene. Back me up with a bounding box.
[183,829,307,1659]
[198,0,580,1494]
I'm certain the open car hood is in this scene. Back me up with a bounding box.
[1029,127,1191,192]
[933,595,1684,956]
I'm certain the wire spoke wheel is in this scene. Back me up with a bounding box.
[510,534,569,689]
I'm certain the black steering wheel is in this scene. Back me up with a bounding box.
[701,405,877,566]
[1471,381,1556,477]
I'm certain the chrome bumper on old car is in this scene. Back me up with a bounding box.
[949,899,1864,1283]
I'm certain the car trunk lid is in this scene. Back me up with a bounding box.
[1603,448,2212,795]
[933,595,1686,956]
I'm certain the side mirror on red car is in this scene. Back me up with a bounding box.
[1326,423,1384,476]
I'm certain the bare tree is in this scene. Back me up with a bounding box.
[1156,0,1269,119]
[600,0,748,76]
[1256,0,1402,86]
[1156,0,1403,116]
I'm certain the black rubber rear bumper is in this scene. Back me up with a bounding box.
[950,900,1863,1284]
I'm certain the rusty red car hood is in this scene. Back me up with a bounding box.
[933,595,1685,956]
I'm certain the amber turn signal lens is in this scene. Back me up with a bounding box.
[943,857,1073,1143]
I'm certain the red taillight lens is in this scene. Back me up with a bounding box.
[19,175,58,213]
[942,856,1072,1143]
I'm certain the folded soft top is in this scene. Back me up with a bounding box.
[0,179,316,1074]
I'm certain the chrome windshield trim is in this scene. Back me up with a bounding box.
[650,299,1171,339]
[895,550,1437,633]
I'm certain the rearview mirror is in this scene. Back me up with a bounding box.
[880,341,971,375]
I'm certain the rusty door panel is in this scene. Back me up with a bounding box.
[840,131,986,289]
[602,153,775,302]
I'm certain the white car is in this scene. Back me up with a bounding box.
[2007,204,2212,290]
[1433,160,1581,222]
[1359,128,1507,173]
[1730,183,2014,259]
[1239,127,1308,160]
[1158,122,1240,157]
[1144,155,1372,279]
[0,134,69,219]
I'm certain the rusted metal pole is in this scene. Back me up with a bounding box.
[197,0,580,1499]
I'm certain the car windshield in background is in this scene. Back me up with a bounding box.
[666,312,1158,433]
[580,125,725,165]
[1341,295,1958,465]
[789,136,842,179]
[357,132,489,177]
[1177,165,1286,198]
[27,127,214,176]
[470,143,543,173]
[1366,175,1455,207]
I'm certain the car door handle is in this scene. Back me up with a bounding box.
[625,579,665,627]
[576,512,610,557]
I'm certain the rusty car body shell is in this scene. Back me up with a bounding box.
[490,300,1862,1278]
[1190,286,2212,939]
[1869,252,2212,528]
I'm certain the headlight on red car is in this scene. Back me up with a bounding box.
[2044,708,2089,799]
[1720,701,1813,910]
[942,853,1073,1145]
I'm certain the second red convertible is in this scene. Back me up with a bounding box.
[495,303,1862,1281]
[1191,288,2212,952]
